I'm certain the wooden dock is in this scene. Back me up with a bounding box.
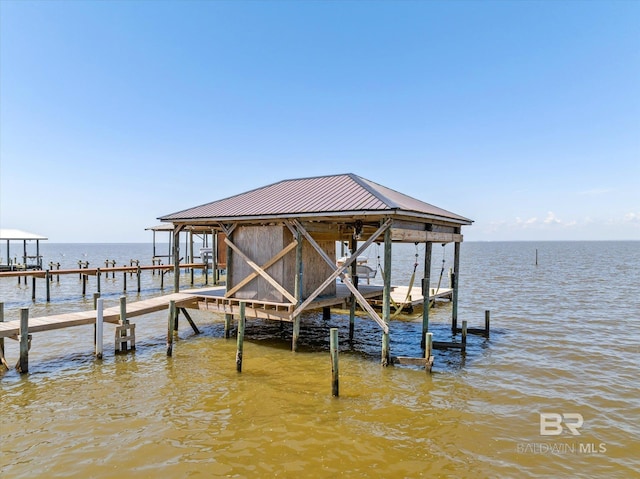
[0,292,199,339]
[0,284,452,340]
[0,283,465,375]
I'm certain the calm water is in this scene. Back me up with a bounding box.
[1,241,638,478]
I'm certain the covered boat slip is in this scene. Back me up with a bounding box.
[160,173,473,364]
[0,229,47,271]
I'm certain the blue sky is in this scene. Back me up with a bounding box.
[1,0,638,242]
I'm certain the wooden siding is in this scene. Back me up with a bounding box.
[229,225,336,302]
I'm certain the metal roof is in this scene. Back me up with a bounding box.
[0,229,48,241]
[159,173,472,225]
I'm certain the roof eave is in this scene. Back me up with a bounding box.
[160,208,473,226]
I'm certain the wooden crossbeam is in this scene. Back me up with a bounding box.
[224,238,298,304]
[291,219,392,333]
[224,239,298,298]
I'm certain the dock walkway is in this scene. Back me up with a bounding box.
[0,292,198,339]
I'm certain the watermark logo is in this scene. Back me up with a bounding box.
[515,412,607,455]
[540,412,583,436]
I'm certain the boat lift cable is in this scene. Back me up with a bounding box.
[377,243,420,319]
[429,243,447,309]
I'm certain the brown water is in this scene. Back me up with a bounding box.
[1,242,639,478]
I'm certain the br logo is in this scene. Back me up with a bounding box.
[540,413,584,436]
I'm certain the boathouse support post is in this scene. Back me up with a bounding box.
[17,307,29,374]
[167,300,176,356]
[96,298,104,359]
[330,327,339,397]
[381,225,392,366]
[422,240,432,347]
[348,234,357,342]
[452,239,461,332]
[212,228,218,286]
[189,231,194,285]
[292,227,303,352]
[173,225,185,293]
[236,301,246,372]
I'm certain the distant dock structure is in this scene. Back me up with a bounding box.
[0,229,47,271]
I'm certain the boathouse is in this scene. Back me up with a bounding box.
[0,229,47,271]
[159,173,472,364]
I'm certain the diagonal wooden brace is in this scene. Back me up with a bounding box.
[290,218,392,333]
[225,239,298,298]
[225,238,298,304]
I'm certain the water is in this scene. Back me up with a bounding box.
[1,242,638,478]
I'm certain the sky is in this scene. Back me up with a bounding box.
[1,0,638,243]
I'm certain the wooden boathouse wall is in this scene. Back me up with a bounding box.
[229,225,335,302]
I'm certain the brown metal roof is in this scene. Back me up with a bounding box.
[159,173,472,225]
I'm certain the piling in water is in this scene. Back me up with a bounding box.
[330,328,339,397]
[236,302,246,372]
[18,307,29,374]
[95,298,104,359]
[167,300,176,356]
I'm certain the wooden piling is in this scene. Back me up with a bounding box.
[137,266,141,293]
[421,332,434,372]
[117,296,129,353]
[293,229,303,352]
[422,241,432,347]
[452,241,460,332]
[330,327,339,397]
[82,273,87,296]
[93,292,100,346]
[462,320,467,352]
[32,276,36,301]
[236,301,246,372]
[381,226,391,366]
[18,307,29,374]
[119,296,127,324]
[0,303,8,370]
[45,270,51,302]
[485,310,490,336]
[167,300,176,356]
[96,268,101,293]
[123,269,127,292]
[96,298,104,359]
[348,235,357,342]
